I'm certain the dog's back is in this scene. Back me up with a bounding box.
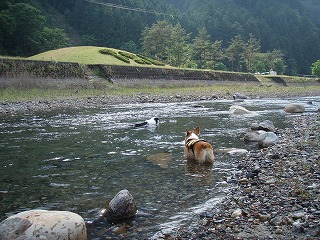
[184,127,214,164]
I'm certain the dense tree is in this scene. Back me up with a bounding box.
[205,40,224,70]
[166,23,190,67]
[0,1,68,56]
[192,28,212,68]
[242,34,260,72]
[311,60,320,77]
[141,20,174,61]
[251,50,286,74]
[1,0,320,75]
[225,35,245,72]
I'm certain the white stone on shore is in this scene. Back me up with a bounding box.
[231,208,243,218]
[0,210,87,240]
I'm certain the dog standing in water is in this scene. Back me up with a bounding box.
[184,127,214,164]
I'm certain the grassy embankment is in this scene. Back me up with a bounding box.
[0,46,319,102]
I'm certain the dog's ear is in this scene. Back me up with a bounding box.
[194,126,200,135]
[186,128,190,135]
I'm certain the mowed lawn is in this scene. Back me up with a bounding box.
[28,46,145,66]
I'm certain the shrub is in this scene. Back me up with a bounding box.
[134,58,152,65]
[137,54,165,66]
[99,48,117,57]
[118,51,136,59]
[99,48,130,63]
[114,54,130,63]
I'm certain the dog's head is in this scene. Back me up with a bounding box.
[185,126,200,142]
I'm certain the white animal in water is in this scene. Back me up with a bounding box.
[134,117,159,128]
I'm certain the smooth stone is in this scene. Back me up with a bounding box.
[104,189,137,223]
[231,208,243,218]
[0,210,87,240]
[229,105,251,115]
[284,103,305,113]
[258,132,279,148]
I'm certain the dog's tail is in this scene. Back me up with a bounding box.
[204,148,214,164]
[198,148,214,164]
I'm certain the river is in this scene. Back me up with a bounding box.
[0,96,319,239]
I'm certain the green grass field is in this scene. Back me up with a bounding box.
[28,46,165,66]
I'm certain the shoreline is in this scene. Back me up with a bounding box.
[161,112,320,239]
[1,89,320,115]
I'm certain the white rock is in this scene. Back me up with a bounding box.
[229,105,251,115]
[227,148,248,156]
[0,210,87,240]
[231,208,243,218]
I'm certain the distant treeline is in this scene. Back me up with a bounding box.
[1,0,320,75]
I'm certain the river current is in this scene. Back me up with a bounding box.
[0,96,319,239]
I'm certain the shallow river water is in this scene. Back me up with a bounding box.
[0,96,319,239]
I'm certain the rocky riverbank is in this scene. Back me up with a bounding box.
[0,89,319,115]
[160,112,320,240]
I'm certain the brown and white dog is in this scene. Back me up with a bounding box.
[184,126,214,164]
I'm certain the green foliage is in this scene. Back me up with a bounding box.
[311,60,320,77]
[1,0,320,75]
[0,1,68,56]
[114,54,130,64]
[192,28,212,68]
[99,48,130,63]
[118,51,136,59]
[137,54,165,66]
[141,21,190,67]
[99,48,117,56]
[134,58,152,65]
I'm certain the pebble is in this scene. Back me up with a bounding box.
[231,208,243,218]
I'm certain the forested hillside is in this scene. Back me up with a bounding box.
[1,0,320,75]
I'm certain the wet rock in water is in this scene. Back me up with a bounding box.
[192,104,204,108]
[0,210,87,240]
[244,130,267,142]
[103,189,137,223]
[284,103,305,113]
[229,105,251,114]
[251,120,276,132]
[216,148,248,156]
[258,132,279,148]
[233,93,249,100]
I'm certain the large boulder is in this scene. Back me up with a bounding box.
[103,189,137,223]
[229,105,251,115]
[0,210,87,240]
[258,132,279,148]
[284,103,305,113]
[244,130,267,142]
